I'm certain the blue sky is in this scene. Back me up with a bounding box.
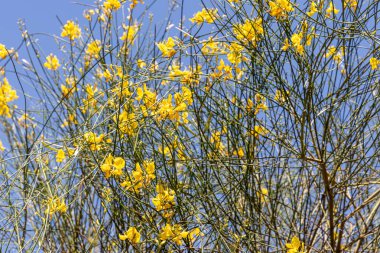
[0,1,93,47]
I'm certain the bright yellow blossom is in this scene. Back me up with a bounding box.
[114,111,138,136]
[325,46,343,63]
[0,44,8,59]
[268,0,294,19]
[129,0,144,9]
[227,42,245,64]
[326,2,339,18]
[159,224,189,245]
[121,161,155,191]
[257,188,269,203]
[157,37,176,57]
[100,154,125,178]
[152,184,175,211]
[190,8,218,24]
[325,46,337,58]
[136,83,157,108]
[86,40,102,59]
[119,227,140,244]
[370,57,380,70]
[83,131,105,151]
[137,59,146,68]
[144,160,156,180]
[291,32,304,55]
[45,196,67,216]
[61,20,81,40]
[44,54,60,70]
[103,0,121,11]
[286,236,305,253]
[201,37,224,55]
[0,77,18,117]
[56,149,66,163]
[307,1,318,16]
[281,38,290,51]
[251,125,269,137]
[0,140,5,151]
[305,27,315,46]
[233,18,264,46]
[120,25,138,45]
[344,0,357,11]
[233,147,245,157]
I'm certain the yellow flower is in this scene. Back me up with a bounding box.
[257,188,269,203]
[44,54,60,70]
[159,224,175,241]
[326,2,339,18]
[325,46,343,63]
[61,78,77,98]
[246,93,268,114]
[113,111,138,136]
[152,184,175,211]
[268,0,294,19]
[251,125,269,137]
[189,8,218,24]
[103,0,121,11]
[86,40,102,59]
[233,18,264,46]
[83,131,104,151]
[281,38,290,51]
[370,57,380,70]
[136,83,157,108]
[201,37,224,55]
[0,140,5,151]
[325,45,337,58]
[227,42,245,64]
[233,147,245,157]
[291,32,304,55]
[137,59,146,68]
[100,154,125,178]
[291,33,302,45]
[168,64,200,85]
[158,224,189,245]
[286,236,305,253]
[144,160,155,179]
[61,20,81,40]
[0,77,18,117]
[121,162,144,191]
[157,37,176,57]
[156,94,179,121]
[305,27,315,46]
[130,0,144,9]
[274,89,289,103]
[0,44,8,59]
[119,227,140,244]
[344,0,357,11]
[56,149,66,163]
[120,25,138,45]
[45,196,67,216]
[307,1,318,16]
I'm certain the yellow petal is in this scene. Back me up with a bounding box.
[291,236,300,248]
[113,157,125,170]
[119,233,128,240]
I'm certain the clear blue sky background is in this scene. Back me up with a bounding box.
[0,1,93,47]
